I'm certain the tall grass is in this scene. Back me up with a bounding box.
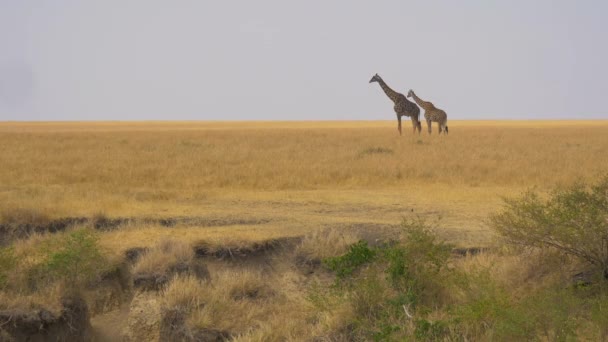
[1,122,607,198]
[1,121,607,223]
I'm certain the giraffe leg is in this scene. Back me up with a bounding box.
[411,117,417,134]
[397,116,402,135]
[426,120,432,134]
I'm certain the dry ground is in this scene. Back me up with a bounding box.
[2,120,608,340]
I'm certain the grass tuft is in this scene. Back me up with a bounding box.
[296,228,361,263]
[358,146,394,157]
[133,239,194,276]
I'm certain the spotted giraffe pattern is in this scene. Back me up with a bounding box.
[369,74,421,135]
[407,90,448,135]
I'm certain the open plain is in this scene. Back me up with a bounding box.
[2,120,608,340]
[3,120,608,245]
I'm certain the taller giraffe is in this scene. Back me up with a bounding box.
[407,90,448,135]
[369,74,421,135]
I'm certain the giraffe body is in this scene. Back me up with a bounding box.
[407,90,448,134]
[369,74,421,135]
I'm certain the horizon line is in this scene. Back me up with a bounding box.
[2,118,608,124]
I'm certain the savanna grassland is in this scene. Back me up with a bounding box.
[1,120,608,341]
[3,120,607,245]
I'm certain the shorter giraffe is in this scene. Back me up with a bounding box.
[369,74,421,135]
[407,90,448,134]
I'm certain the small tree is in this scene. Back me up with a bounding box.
[491,176,608,278]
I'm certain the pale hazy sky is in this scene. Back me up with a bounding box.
[1,1,607,121]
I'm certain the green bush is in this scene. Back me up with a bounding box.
[0,247,16,289]
[491,175,608,278]
[349,268,390,321]
[452,270,533,340]
[451,267,591,340]
[28,228,107,290]
[324,240,376,280]
[315,201,608,340]
[523,289,581,341]
[384,217,453,309]
[319,217,455,340]
[589,291,608,340]
[414,318,449,341]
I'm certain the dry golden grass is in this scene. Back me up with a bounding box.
[0,207,50,227]
[0,283,65,313]
[132,239,194,276]
[164,270,277,334]
[296,228,362,261]
[3,121,607,197]
[161,275,205,312]
[152,226,366,340]
[454,250,568,298]
[2,120,608,248]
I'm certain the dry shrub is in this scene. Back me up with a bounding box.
[161,275,205,312]
[1,234,49,292]
[192,270,270,329]
[229,268,325,341]
[309,303,358,342]
[230,323,288,342]
[161,269,279,335]
[232,316,326,342]
[296,228,361,262]
[0,283,64,314]
[455,248,573,299]
[133,239,193,276]
[224,269,275,301]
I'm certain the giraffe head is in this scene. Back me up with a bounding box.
[407,90,415,98]
[369,73,382,83]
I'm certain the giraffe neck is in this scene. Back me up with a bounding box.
[377,79,400,103]
[410,92,433,110]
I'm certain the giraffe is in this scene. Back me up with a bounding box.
[369,74,421,135]
[407,90,448,135]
